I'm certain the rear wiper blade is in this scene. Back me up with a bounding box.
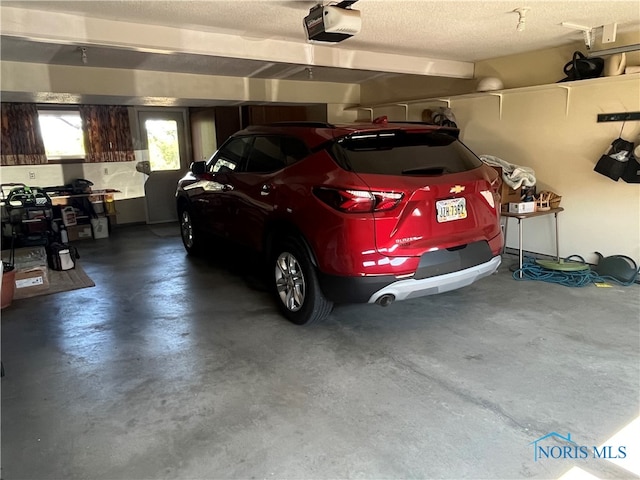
[401,166,448,175]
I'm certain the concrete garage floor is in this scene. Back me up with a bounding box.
[1,224,639,480]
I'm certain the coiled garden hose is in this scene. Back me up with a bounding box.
[513,256,640,287]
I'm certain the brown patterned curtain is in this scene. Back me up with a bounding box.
[79,105,135,162]
[0,103,47,166]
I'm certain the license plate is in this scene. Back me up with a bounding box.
[436,198,467,223]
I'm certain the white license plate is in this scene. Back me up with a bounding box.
[436,198,467,223]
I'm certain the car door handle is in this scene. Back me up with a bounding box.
[260,184,272,196]
[222,184,234,191]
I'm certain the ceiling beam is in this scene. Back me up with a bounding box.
[0,6,474,79]
[0,61,361,106]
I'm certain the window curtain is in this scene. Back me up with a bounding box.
[79,105,135,162]
[0,103,47,166]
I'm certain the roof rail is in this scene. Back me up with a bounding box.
[385,121,451,126]
[377,122,460,138]
[265,121,336,128]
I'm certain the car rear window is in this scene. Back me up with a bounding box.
[333,130,483,175]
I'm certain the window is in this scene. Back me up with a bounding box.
[145,119,180,171]
[334,131,482,175]
[245,136,286,173]
[281,137,309,165]
[210,137,250,173]
[37,109,85,160]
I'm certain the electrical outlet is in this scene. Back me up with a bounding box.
[104,168,109,175]
[29,171,36,180]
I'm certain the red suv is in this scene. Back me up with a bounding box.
[176,119,503,325]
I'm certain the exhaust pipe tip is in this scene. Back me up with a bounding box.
[376,294,395,307]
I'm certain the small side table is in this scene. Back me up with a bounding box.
[501,207,565,278]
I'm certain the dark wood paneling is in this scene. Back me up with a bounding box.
[242,106,309,127]
[214,107,242,146]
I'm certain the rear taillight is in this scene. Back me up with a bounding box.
[480,190,496,209]
[313,187,403,213]
[481,175,501,209]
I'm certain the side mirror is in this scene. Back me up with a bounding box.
[190,161,206,175]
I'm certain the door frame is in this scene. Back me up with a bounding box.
[135,107,192,224]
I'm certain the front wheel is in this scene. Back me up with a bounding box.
[179,207,200,255]
[273,239,333,325]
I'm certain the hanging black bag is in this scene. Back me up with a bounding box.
[594,138,634,181]
[558,51,604,82]
[621,144,640,183]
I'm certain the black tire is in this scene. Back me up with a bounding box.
[272,237,333,325]
[179,206,200,255]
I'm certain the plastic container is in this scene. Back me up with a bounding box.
[58,249,74,270]
[61,206,77,226]
[104,194,116,215]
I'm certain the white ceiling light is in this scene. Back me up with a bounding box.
[513,7,530,32]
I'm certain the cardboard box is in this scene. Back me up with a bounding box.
[492,166,522,206]
[91,217,109,239]
[501,185,521,205]
[509,202,536,214]
[67,224,93,241]
[1,246,49,299]
[14,267,49,296]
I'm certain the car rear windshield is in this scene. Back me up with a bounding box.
[332,130,483,175]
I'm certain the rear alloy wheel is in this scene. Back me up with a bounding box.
[179,207,200,255]
[273,239,333,325]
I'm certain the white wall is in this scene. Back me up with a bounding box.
[357,30,640,262]
[360,75,640,262]
[327,104,359,124]
[475,31,640,89]
[460,77,639,263]
[0,156,148,225]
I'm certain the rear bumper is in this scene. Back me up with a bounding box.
[318,272,397,304]
[367,255,501,304]
[318,255,501,304]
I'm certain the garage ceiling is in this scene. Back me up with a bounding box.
[1,0,639,85]
[0,0,640,111]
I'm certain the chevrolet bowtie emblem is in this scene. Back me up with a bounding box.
[450,185,465,194]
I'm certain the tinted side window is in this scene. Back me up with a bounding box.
[281,137,310,165]
[209,137,251,173]
[245,136,286,173]
[334,131,482,175]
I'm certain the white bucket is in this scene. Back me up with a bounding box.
[58,249,75,270]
